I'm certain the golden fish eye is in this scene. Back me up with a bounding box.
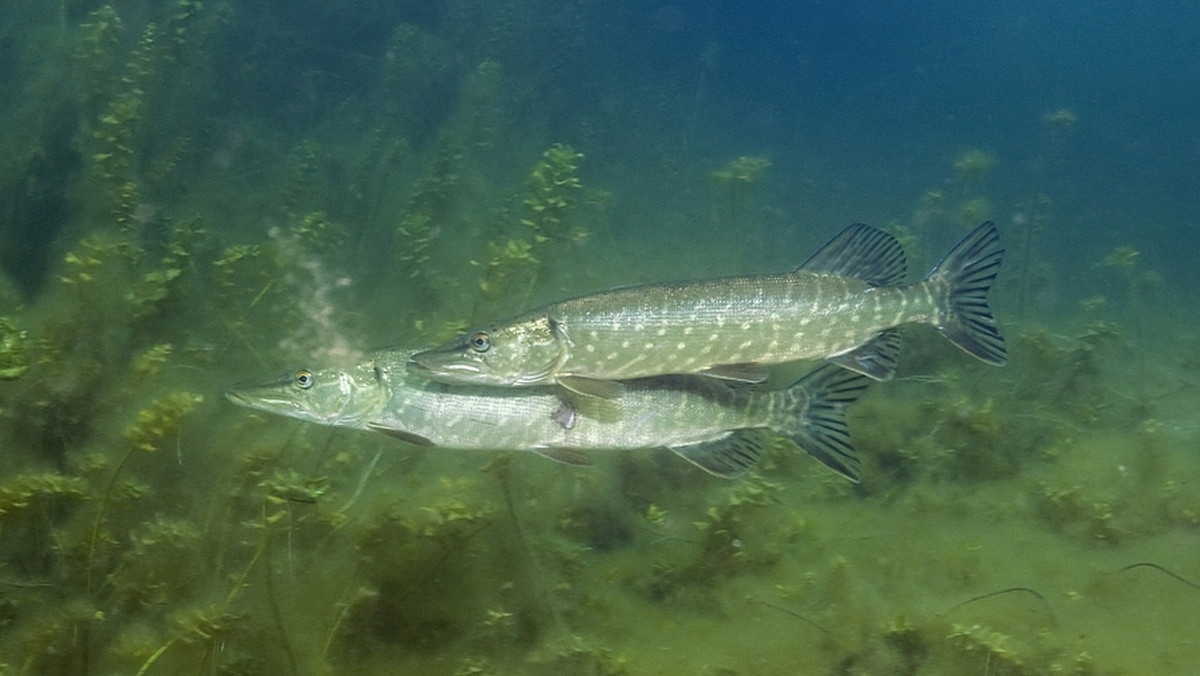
[469,332,491,352]
[295,369,314,389]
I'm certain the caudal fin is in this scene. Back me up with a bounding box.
[925,221,1008,366]
[774,363,874,483]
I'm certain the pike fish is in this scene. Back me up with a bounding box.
[225,349,878,481]
[408,221,1006,398]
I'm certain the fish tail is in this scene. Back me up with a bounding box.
[772,364,872,482]
[925,221,1008,366]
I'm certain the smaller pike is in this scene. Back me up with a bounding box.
[226,349,881,481]
[408,221,1006,398]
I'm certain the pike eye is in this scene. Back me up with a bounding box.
[295,370,314,389]
[469,332,491,353]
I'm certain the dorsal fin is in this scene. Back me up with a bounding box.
[796,223,907,287]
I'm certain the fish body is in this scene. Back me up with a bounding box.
[408,221,1006,397]
[226,349,876,481]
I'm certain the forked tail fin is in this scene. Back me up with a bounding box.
[773,363,874,483]
[925,221,1008,366]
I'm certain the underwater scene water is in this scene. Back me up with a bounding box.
[1,1,1198,674]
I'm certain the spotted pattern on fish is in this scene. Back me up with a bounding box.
[407,222,1006,390]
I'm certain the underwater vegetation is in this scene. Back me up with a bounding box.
[0,2,1196,675]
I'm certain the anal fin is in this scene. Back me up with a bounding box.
[669,429,772,479]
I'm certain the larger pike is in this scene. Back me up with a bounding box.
[408,221,1006,398]
[226,349,878,481]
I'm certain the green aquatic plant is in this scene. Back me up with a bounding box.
[146,135,190,190]
[710,155,772,193]
[709,155,771,226]
[477,237,539,301]
[476,144,590,306]
[282,139,323,216]
[1043,108,1078,136]
[83,392,201,599]
[688,475,782,580]
[1100,244,1155,343]
[209,242,292,360]
[0,472,89,520]
[88,21,160,206]
[0,316,29,380]
[946,622,1028,673]
[1016,109,1078,318]
[524,636,628,676]
[956,196,991,227]
[953,148,996,182]
[126,264,183,319]
[212,243,261,289]
[124,391,204,452]
[73,5,125,112]
[397,210,435,277]
[1034,482,1127,545]
[522,143,587,244]
[388,138,463,317]
[293,210,347,255]
[260,468,330,507]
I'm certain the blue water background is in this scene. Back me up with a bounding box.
[235,0,1198,313]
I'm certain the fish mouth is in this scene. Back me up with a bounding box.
[406,357,483,379]
[223,389,249,406]
[224,387,299,415]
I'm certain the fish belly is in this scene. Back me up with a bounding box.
[382,375,756,451]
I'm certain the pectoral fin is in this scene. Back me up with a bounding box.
[698,362,769,384]
[558,375,626,399]
[669,429,772,479]
[562,392,623,423]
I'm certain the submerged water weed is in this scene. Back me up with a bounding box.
[946,623,1028,673]
[260,468,330,507]
[132,343,173,377]
[0,316,29,380]
[124,391,203,452]
[688,475,783,580]
[293,211,347,255]
[709,155,772,214]
[477,237,539,301]
[477,143,590,304]
[953,149,997,183]
[74,5,125,111]
[397,210,436,277]
[1035,482,1126,546]
[522,143,586,243]
[0,473,89,520]
[524,636,628,676]
[106,516,203,610]
[86,17,164,216]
